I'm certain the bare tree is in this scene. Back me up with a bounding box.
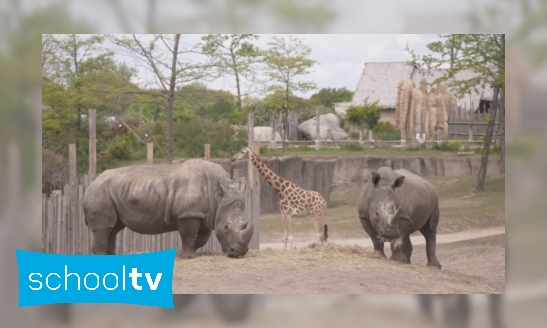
[263,36,317,151]
[109,34,217,163]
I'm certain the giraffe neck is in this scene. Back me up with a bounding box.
[249,154,287,194]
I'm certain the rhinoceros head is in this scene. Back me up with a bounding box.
[214,182,254,258]
[368,171,409,240]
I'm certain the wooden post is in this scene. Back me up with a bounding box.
[315,110,320,141]
[401,129,406,143]
[359,130,363,143]
[147,142,153,164]
[469,128,473,141]
[204,144,211,161]
[69,143,77,254]
[271,124,276,141]
[368,130,373,141]
[419,110,424,138]
[437,128,442,144]
[88,109,96,182]
[233,168,240,180]
[247,112,259,250]
[254,141,260,155]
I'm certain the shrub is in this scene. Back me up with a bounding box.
[373,122,400,140]
[108,136,132,160]
[340,144,364,151]
[447,140,462,151]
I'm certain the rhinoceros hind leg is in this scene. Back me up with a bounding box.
[106,220,125,255]
[177,218,201,259]
[420,216,441,269]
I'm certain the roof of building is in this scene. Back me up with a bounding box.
[351,62,493,111]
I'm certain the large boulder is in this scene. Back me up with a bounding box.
[254,126,282,142]
[298,113,348,140]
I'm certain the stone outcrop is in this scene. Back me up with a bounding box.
[254,126,282,142]
[298,113,348,140]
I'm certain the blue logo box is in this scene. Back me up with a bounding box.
[16,249,176,308]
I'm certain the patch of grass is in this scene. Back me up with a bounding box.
[340,143,364,151]
[258,146,480,158]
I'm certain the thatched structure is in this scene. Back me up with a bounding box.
[348,62,493,126]
[395,78,457,137]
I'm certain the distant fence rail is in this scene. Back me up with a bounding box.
[448,105,500,136]
[260,139,498,149]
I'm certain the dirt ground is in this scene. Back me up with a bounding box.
[171,174,504,294]
[172,234,505,294]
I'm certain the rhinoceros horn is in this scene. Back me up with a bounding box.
[388,206,402,226]
[239,223,254,245]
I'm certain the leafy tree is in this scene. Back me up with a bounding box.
[309,87,354,109]
[109,34,218,163]
[346,97,382,136]
[42,34,139,171]
[263,36,317,151]
[201,34,261,111]
[406,34,505,191]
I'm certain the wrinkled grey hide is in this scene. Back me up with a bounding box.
[357,167,441,268]
[84,159,254,258]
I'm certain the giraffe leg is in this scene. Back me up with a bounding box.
[312,210,325,244]
[282,213,293,250]
[282,213,289,250]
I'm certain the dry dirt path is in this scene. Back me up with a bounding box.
[260,226,505,250]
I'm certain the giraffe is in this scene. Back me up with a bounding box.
[231,147,328,249]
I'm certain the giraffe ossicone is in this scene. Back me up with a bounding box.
[231,146,328,249]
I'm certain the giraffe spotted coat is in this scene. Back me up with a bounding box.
[231,147,328,249]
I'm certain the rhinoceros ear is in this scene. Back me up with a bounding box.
[392,176,405,189]
[217,182,229,197]
[371,171,381,186]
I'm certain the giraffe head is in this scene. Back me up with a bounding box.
[231,147,253,162]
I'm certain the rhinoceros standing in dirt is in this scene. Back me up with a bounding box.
[84,159,254,258]
[357,167,441,269]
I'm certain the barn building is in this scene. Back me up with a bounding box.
[343,62,493,125]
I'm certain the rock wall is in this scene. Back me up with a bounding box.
[331,156,501,191]
[175,155,501,214]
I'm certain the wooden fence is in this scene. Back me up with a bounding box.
[42,174,187,255]
[42,112,260,255]
[448,106,499,136]
[42,171,258,255]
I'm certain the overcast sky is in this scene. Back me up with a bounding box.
[107,34,440,98]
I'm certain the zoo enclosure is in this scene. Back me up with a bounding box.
[42,110,261,255]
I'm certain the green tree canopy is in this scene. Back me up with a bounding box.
[346,97,381,131]
[309,87,354,108]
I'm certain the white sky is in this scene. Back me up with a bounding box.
[107,34,439,98]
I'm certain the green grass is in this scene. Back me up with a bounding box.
[259,145,482,159]
[260,174,505,241]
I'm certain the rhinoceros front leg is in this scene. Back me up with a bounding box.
[176,218,201,259]
[194,228,211,251]
[390,234,411,264]
[359,217,386,258]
